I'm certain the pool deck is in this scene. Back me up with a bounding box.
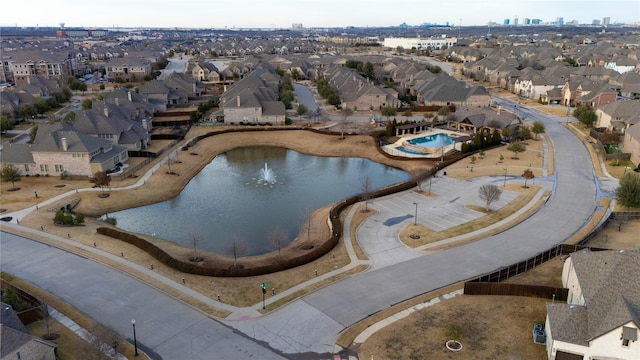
[383,128,466,158]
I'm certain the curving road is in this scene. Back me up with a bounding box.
[0,101,601,358]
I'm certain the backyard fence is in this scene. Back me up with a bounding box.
[463,242,611,299]
[464,282,568,301]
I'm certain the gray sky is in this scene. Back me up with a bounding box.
[5,0,639,29]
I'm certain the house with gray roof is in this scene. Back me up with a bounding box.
[216,68,285,124]
[412,75,491,108]
[1,122,129,176]
[448,107,521,134]
[1,303,57,360]
[138,80,171,112]
[105,56,151,82]
[595,100,640,133]
[545,249,640,360]
[71,101,150,151]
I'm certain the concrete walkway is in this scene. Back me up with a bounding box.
[48,307,128,360]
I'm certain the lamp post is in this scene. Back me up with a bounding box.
[429,176,432,195]
[503,168,508,187]
[131,319,139,357]
[413,202,418,225]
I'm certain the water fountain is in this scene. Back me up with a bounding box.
[258,163,277,185]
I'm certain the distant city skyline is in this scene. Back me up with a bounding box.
[4,0,639,29]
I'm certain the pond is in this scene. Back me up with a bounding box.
[109,146,410,255]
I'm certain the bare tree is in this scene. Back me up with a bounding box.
[522,169,535,188]
[76,322,121,360]
[615,212,630,231]
[225,234,248,268]
[360,176,373,212]
[340,107,353,139]
[268,226,289,260]
[478,184,503,211]
[91,171,110,196]
[301,206,315,241]
[39,303,54,340]
[190,232,202,262]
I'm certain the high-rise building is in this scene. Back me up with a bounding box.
[602,17,610,26]
[531,19,542,25]
[523,18,531,25]
[503,19,510,25]
[556,17,564,26]
[592,19,601,25]
[513,17,519,26]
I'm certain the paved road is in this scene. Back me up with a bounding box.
[0,101,601,358]
[0,231,286,360]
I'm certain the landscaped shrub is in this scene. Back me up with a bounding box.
[53,209,85,225]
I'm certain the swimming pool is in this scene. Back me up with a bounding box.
[407,133,453,147]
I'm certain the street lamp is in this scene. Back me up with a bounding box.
[413,202,418,225]
[131,319,139,357]
[503,168,508,187]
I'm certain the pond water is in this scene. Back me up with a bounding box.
[110,146,410,255]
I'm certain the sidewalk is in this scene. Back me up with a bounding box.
[48,307,128,360]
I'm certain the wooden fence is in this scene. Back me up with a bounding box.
[464,282,568,301]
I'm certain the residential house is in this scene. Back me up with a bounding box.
[1,302,57,360]
[447,107,521,134]
[621,122,640,166]
[105,57,151,82]
[605,58,638,74]
[571,66,619,82]
[12,75,61,99]
[323,66,398,110]
[574,83,618,109]
[138,80,171,111]
[71,101,151,151]
[514,71,567,100]
[412,75,491,108]
[192,62,220,82]
[0,122,129,176]
[595,100,640,133]
[216,68,285,124]
[545,249,639,360]
[163,72,209,101]
[611,72,640,100]
[0,89,37,115]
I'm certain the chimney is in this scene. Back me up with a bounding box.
[237,96,241,107]
[104,106,109,117]
[61,137,68,151]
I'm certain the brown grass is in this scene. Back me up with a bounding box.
[357,295,548,360]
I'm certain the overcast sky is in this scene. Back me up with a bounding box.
[4,0,639,29]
